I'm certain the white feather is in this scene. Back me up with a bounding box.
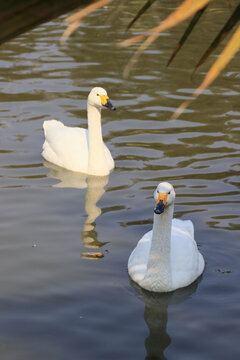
[128,182,205,292]
[42,87,115,176]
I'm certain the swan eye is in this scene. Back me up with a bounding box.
[97,94,99,96]
[168,191,170,195]
[157,190,159,193]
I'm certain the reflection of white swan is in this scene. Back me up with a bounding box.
[81,175,109,250]
[44,161,109,258]
[131,278,199,360]
[44,161,88,189]
[42,87,116,176]
[128,182,205,292]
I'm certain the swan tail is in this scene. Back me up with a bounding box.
[183,220,194,238]
[42,120,64,167]
[43,119,63,135]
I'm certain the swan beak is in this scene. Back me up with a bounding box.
[154,193,168,215]
[100,95,116,110]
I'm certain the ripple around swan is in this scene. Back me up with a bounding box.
[0,1,239,359]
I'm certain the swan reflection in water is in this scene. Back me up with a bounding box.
[44,161,109,259]
[130,278,201,359]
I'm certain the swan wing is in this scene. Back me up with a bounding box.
[42,120,89,173]
[128,230,152,283]
[172,218,194,238]
[171,219,204,289]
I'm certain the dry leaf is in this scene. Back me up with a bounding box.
[172,25,240,119]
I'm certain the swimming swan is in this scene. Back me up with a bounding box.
[128,182,205,292]
[42,87,116,176]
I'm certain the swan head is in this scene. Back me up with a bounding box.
[88,87,116,110]
[153,182,175,215]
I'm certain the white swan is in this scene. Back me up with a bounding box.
[42,87,116,176]
[128,182,205,292]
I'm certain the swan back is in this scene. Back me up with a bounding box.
[42,120,89,173]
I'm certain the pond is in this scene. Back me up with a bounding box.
[0,1,239,359]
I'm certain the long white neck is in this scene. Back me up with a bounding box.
[87,104,109,175]
[141,204,174,291]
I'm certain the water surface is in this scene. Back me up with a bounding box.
[0,1,239,359]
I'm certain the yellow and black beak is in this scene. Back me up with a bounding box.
[99,94,116,110]
[154,192,168,215]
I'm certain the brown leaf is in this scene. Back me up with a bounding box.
[120,0,211,48]
[195,25,240,96]
[61,0,113,43]
[80,252,104,260]
[192,4,240,76]
[172,25,240,120]
[126,0,157,31]
[167,5,208,67]
[121,0,211,77]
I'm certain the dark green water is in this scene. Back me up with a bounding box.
[0,1,239,359]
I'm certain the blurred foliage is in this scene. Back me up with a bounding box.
[0,0,239,118]
[119,0,240,118]
[65,0,239,118]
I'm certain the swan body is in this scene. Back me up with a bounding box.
[128,182,205,292]
[42,87,115,176]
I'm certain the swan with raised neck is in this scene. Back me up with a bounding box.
[87,88,115,175]
[128,182,205,292]
[42,87,116,176]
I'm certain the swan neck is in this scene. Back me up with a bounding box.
[87,104,108,175]
[142,204,174,291]
[88,104,103,146]
[152,204,174,245]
